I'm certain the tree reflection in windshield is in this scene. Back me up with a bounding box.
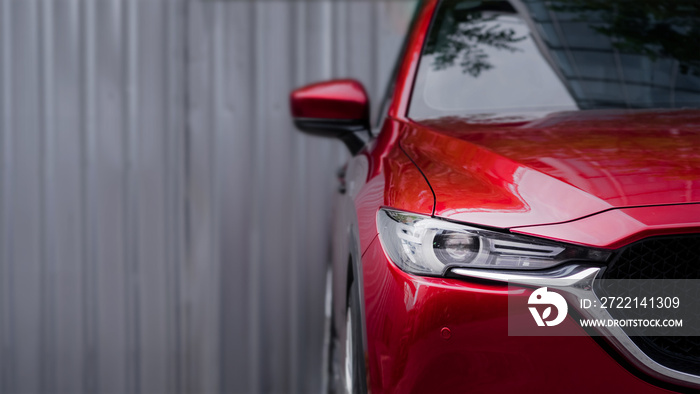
[410,0,700,119]
[423,2,526,77]
[547,0,700,77]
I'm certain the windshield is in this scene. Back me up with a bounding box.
[409,0,700,119]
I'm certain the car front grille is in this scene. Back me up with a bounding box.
[600,235,700,376]
[603,236,700,281]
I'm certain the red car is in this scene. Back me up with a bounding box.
[291,0,700,392]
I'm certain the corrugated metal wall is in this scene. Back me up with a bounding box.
[0,0,416,393]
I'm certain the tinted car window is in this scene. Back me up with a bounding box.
[409,0,700,119]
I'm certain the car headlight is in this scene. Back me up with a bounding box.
[377,208,611,276]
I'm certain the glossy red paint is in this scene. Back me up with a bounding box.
[291,0,700,392]
[361,237,672,393]
[352,120,435,256]
[513,203,700,249]
[402,109,700,228]
[400,118,612,227]
[387,0,439,120]
[289,79,369,120]
[365,117,403,179]
[328,117,436,368]
[350,110,699,391]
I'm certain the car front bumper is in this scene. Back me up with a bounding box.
[361,235,676,393]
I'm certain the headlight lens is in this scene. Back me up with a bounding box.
[377,208,610,276]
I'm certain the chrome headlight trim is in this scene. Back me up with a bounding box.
[377,208,610,276]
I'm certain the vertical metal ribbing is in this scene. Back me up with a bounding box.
[370,1,379,104]
[208,2,223,392]
[332,1,344,78]
[81,0,99,391]
[123,0,141,392]
[289,2,306,392]
[181,2,192,393]
[163,0,185,392]
[0,0,15,392]
[287,3,305,393]
[248,1,263,392]
[0,1,416,392]
[215,4,225,392]
[321,1,332,81]
[162,0,174,391]
[39,0,57,391]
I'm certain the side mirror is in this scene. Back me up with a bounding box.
[290,79,370,155]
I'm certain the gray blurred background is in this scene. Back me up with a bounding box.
[0,0,416,392]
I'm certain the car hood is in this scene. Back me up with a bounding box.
[402,109,700,229]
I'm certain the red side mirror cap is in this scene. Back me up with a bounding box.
[290,79,369,120]
[290,79,370,155]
